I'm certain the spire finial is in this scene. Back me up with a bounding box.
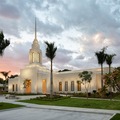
[35,17,37,39]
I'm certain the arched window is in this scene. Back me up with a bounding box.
[71,81,74,91]
[65,81,68,91]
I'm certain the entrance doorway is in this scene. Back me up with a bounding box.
[25,79,31,94]
[42,80,46,94]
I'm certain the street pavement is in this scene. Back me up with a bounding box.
[0,95,119,120]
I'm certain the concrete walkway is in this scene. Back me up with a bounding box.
[0,95,120,120]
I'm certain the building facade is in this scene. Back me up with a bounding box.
[8,24,109,94]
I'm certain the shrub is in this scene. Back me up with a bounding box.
[34,95,70,101]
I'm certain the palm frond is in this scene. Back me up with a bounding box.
[45,41,57,60]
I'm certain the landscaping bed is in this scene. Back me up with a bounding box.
[72,92,120,99]
[34,95,70,101]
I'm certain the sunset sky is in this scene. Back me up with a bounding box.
[0,0,120,76]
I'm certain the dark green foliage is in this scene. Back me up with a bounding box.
[0,71,11,91]
[0,102,23,110]
[9,74,18,79]
[104,67,120,92]
[72,93,86,97]
[79,71,92,83]
[95,47,107,65]
[0,31,10,56]
[34,95,70,101]
[106,54,116,67]
[78,71,92,98]
[45,41,57,61]
[106,54,116,73]
[95,47,107,88]
[45,41,57,98]
[93,90,97,94]
[113,93,120,100]
[0,78,4,84]
[0,71,11,82]
[58,69,71,72]
[110,114,120,120]
[0,71,11,80]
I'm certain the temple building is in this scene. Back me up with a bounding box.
[8,22,109,94]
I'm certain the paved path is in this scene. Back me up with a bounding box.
[0,107,112,120]
[0,95,119,120]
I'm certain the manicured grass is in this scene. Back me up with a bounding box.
[110,114,120,120]
[0,102,24,110]
[19,98,120,110]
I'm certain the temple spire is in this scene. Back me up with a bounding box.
[29,18,42,65]
[35,17,37,40]
[32,17,40,50]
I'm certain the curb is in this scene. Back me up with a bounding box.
[26,106,114,115]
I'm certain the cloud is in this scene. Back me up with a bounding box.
[54,48,73,65]
[0,0,120,74]
[0,41,31,74]
[76,55,85,60]
[0,1,20,19]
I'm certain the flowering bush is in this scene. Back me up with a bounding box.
[23,79,31,88]
[104,67,120,92]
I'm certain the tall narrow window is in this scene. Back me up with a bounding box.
[77,81,81,91]
[12,84,14,92]
[33,52,40,63]
[59,82,62,91]
[16,84,18,91]
[65,81,68,91]
[71,81,74,91]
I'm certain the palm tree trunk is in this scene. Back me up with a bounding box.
[109,64,112,92]
[101,64,103,88]
[50,60,53,98]
[109,65,111,74]
[109,64,112,100]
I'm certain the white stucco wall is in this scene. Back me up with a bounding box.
[54,70,98,93]
[8,77,20,93]
[9,67,110,94]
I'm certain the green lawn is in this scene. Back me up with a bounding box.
[19,98,120,110]
[110,114,120,120]
[0,102,24,110]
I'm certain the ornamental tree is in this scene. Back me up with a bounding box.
[78,71,92,98]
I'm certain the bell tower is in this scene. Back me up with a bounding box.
[29,18,42,64]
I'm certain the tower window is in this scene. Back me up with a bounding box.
[32,52,40,63]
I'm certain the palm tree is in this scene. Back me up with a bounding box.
[106,54,116,95]
[106,54,116,74]
[45,41,57,98]
[0,71,11,91]
[95,47,107,88]
[0,31,10,56]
